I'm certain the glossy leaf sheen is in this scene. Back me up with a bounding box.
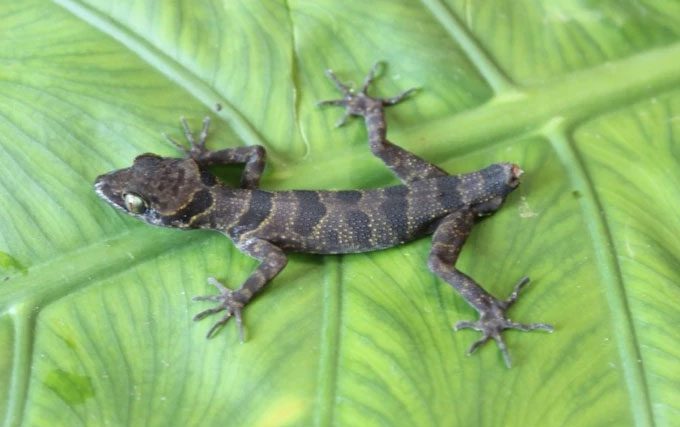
[1,1,679,426]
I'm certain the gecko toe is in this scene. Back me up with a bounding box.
[454,320,478,331]
[192,294,222,302]
[453,277,552,367]
[492,334,512,368]
[163,117,216,160]
[317,98,347,108]
[192,278,247,339]
[193,306,224,321]
[507,321,554,332]
[455,314,551,367]
[205,312,232,338]
[466,334,490,355]
[318,63,417,122]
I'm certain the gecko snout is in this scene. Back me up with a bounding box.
[508,164,523,188]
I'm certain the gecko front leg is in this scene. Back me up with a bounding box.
[164,116,266,189]
[193,238,287,340]
[428,211,553,367]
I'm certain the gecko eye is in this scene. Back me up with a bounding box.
[123,193,148,214]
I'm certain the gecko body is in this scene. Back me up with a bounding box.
[95,64,552,366]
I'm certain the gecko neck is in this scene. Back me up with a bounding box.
[192,187,262,234]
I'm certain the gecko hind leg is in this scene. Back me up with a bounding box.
[318,62,447,183]
[428,211,553,367]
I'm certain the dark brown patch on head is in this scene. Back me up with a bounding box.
[137,158,204,214]
[94,154,215,227]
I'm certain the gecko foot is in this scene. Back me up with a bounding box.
[318,62,417,127]
[454,277,553,368]
[192,277,246,341]
[163,116,212,160]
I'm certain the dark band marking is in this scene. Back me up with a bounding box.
[292,191,327,235]
[234,190,273,233]
[176,167,185,184]
[437,176,465,210]
[335,190,362,204]
[200,168,217,186]
[346,210,371,248]
[163,188,213,224]
[381,185,409,239]
[478,164,506,195]
[326,229,340,251]
[480,163,505,182]
[365,111,386,136]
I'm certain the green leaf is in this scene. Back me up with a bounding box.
[1,0,679,426]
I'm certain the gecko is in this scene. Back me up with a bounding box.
[94,63,552,367]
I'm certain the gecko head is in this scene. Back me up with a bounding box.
[94,153,216,228]
[471,163,523,216]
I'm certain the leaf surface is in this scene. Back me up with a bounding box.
[1,1,679,426]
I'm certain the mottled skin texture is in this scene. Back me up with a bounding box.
[94,64,552,367]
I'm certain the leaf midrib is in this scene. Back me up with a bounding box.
[0,229,209,427]
[547,126,653,427]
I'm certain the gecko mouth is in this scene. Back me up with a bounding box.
[93,176,108,199]
[94,174,126,211]
[509,164,523,188]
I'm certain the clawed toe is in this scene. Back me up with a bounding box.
[318,61,417,122]
[507,321,554,332]
[453,320,477,331]
[205,308,243,340]
[456,318,537,368]
[163,116,212,159]
[207,276,228,292]
[193,277,246,341]
[163,132,187,153]
[454,277,553,367]
[466,334,491,355]
[192,294,222,303]
[193,306,224,321]
[382,87,419,106]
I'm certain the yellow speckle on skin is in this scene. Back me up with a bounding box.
[252,396,308,427]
